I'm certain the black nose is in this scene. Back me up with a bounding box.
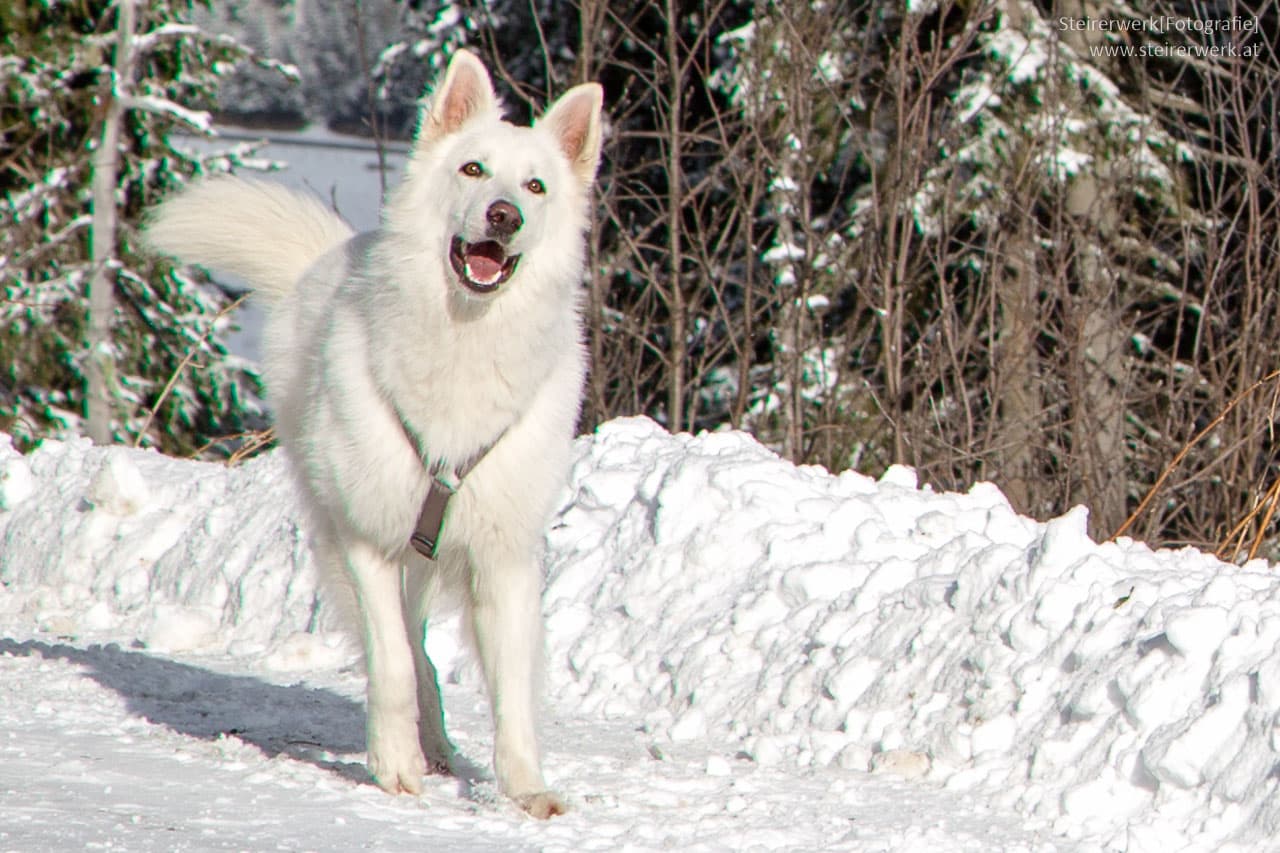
[486,200,523,239]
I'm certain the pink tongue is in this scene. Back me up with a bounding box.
[465,251,503,282]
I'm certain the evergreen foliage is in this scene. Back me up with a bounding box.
[1,0,270,455]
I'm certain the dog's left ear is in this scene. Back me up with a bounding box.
[538,83,604,187]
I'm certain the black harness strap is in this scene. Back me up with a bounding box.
[395,407,509,560]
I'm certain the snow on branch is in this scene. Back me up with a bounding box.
[121,94,213,134]
[129,22,199,53]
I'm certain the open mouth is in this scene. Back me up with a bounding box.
[449,237,520,294]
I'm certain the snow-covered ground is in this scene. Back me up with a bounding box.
[3,417,1280,851]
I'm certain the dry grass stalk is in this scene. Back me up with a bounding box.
[1216,477,1280,563]
[132,293,248,449]
[1111,368,1280,551]
[190,427,275,465]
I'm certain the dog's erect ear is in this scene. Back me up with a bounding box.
[420,50,498,144]
[538,83,604,187]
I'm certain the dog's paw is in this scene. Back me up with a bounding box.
[367,723,427,795]
[516,791,569,820]
[369,748,427,794]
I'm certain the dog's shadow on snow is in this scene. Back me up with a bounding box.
[0,637,371,784]
[0,637,490,798]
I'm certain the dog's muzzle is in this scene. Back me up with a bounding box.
[450,200,523,294]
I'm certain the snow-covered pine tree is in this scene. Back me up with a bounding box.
[710,3,866,464]
[368,0,472,134]
[1,0,275,456]
[862,0,1208,535]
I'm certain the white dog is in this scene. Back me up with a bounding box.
[146,50,603,818]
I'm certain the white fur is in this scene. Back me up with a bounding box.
[146,51,603,819]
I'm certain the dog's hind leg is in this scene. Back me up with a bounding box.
[342,537,427,795]
[401,566,456,774]
[467,552,567,819]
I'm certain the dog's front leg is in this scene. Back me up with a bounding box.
[401,566,456,774]
[469,557,566,819]
[345,538,427,794]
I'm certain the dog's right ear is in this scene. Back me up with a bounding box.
[419,50,498,144]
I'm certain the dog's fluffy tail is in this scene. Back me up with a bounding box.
[145,177,354,301]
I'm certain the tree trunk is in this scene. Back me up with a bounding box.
[993,216,1042,516]
[87,0,136,444]
[1066,173,1129,538]
[662,0,686,433]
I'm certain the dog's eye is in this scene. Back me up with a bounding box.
[526,178,546,195]
[460,161,485,178]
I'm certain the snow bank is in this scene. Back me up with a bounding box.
[0,433,331,662]
[546,418,1280,849]
[3,418,1280,849]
